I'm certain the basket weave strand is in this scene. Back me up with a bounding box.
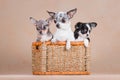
[32,41,90,75]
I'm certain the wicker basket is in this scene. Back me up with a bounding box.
[32,41,90,75]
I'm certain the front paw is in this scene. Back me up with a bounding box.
[41,39,45,42]
[51,38,56,43]
[66,43,71,50]
[84,39,89,47]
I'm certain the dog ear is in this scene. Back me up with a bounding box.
[89,22,97,28]
[29,17,38,26]
[75,22,82,29]
[46,17,53,24]
[67,8,77,19]
[47,11,55,18]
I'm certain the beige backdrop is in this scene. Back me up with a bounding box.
[0,0,120,75]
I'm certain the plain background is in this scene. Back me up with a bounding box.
[0,0,120,76]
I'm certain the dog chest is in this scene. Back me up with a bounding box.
[55,29,74,41]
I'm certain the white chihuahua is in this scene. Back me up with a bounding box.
[47,8,77,50]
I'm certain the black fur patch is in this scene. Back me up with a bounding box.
[74,30,79,39]
[74,22,89,39]
[87,38,90,42]
[74,22,97,42]
[75,22,89,34]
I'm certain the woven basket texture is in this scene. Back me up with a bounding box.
[32,41,90,73]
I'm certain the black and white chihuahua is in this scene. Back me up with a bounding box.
[30,17,53,42]
[47,8,77,50]
[74,22,97,47]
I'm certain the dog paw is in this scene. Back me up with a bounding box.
[40,38,46,42]
[66,43,71,50]
[51,39,56,43]
[84,39,89,47]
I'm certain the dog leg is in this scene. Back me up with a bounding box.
[51,38,57,43]
[84,39,89,47]
[66,40,71,50]
[41,39,45,42]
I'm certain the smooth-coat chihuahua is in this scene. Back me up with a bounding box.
[30,17,53,42]
[74,22,97,47]
[47,8,77,50]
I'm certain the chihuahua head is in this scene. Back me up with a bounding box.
[30,17,53,42]
[74,22,97,39]
[30,17,51,35]
[47,8,77,30]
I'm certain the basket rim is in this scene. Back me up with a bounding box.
[32,41,84,46]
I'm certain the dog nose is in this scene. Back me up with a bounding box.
[87,34,89,36]
[43,26,46,30]
[39,31,42,34]
[56,24,60,28]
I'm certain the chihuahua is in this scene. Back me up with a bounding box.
[74,22,97,47]
[30,17,53,42]
[47,8,77,50]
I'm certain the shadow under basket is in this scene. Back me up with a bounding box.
[32,41,90,75]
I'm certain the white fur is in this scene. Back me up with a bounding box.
[52,22,75,50]
[84,39,89,47]
[75,36,89,47]
[75,22,97,47]
[30,17,53,42]
[75,24,91,47]
[37,33,52,42]
[75,36,85,41]
[48,9,77,50]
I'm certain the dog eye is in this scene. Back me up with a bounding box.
[36,27,40,30]
[54,20,56,23]
[43,26,46,30]
[62,19,65,23]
